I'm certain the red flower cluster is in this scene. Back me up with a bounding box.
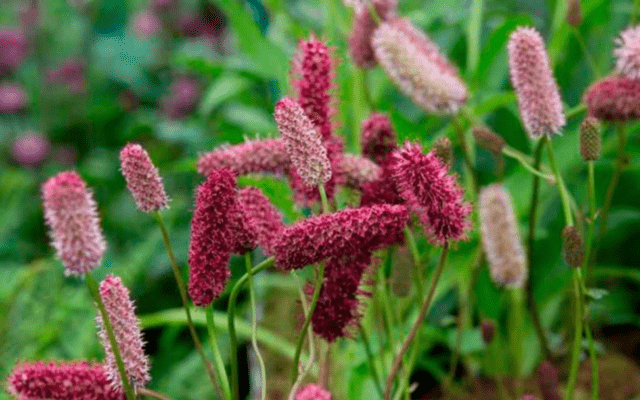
[197,139,289,177]
[360,112,397,163]
[340,154,381,188]
[583,75,640,121]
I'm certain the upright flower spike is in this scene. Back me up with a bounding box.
[348,0,396,69]
[197,139,290,177]
[274,97,331,186]
[391,142,472,244]
[7,361,125,400]
[479,184,527,288]
[583,75,640,121]
[96,275,150,390]
[187,169,237,306]
[615,25,640,79]
[508,27,565,138]
[372,18,468,114]
[561,226,584,268]
[273,204,409,271]
[237,187,284,256]
[340,154,381,188]
[360,112,397,163]
[579,117,601,161]
[296,383,334,400]
[42,171,106,276]
[119,143,168,212]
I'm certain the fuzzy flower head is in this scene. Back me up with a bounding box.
[615,25,640,79]
[391,142,471,244]
[197,139,290,177]
[296,383,333,400]
[11,131,50,167]
[479,184,527,288]
[273,204,408,271]
[348,0,396,69]
[237,187,284,256]
[42,171,106,276]
[0,83,28,114]
[96,275,150,389]
[361,113,397,163]
[583,75,640,121]
[508,27,565,138]
[372,18,467,114]
[340,154,381,188]
[274,97,331,186]
[7,361,125,400]
[119,143,168,212]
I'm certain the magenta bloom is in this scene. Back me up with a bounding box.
[273,204,408,271]
[0,82,28,114]
[361,113,397,163]
[96,275,150,389]
[47,59,87,94]
[132,10,162,37]
[197,139,290,177]
[311,252,372,342]
[237,187,284,255]
[274,97,331,186]
[391,142,471,244]
[119,143,168,212]
[360,153,403,207]
[583,75,640,121]
[296,383,333,400]
[7,361,125,400]
[615,25,640,79]
[161,76,201,119]
[508,27,565,138]
[0,28,29,75]
[340,154,381,188]
[42,171,106,276]
[11,131,50,167]
[348,0,396,68]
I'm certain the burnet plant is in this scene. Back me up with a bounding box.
[6,0,640,399]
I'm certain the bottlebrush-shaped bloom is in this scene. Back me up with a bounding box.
[538,360,561,400]
[119,143,168,212]
[561,226,583,268]
[479,184,527,288]
[0,29,29,75]
[42,171,106,276]
[188,169,238,306]
[7,361,125,400]
[0,83,28,114]
[583,75,640,120]
[360,153,404,207]
[372,18,467,114]
[96,275,150,389]
[391,142,471,244]
[296,383,333,400]
[237,187,284,255]
[291,37,336,141]
[340,154,381,188]
[273,204,408,271]
[311,252,371,342]
[579,117,601,161]
[197,139,290,177]
[227,201,257,255]
[361,112,397,163]
[508,27,565,138]
[615,25,640,79]
[348,0,396,69]
[274,97,331,186]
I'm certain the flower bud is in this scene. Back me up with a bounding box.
[473,125,506,154]
[481,319,496,345]
[566,0,582,26]
[579,117,601,161]
[561,226,583,268]
[433,136,453,167]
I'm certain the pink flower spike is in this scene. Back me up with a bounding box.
[348,0,397,69]
[583,75,640,121]
[340,154,382,188]
[296,383,334,400]
[197,139,290,177]
[237,187,284,255]
[42,171,106,276]
[361,112,397,163]
[7,361,125,400]
[119,143,169,212]
[615,25,640,79]
[96,275,150,389]
[273,204,409,271]
[508,27,565,138]
[391,142,471,244]
[274,97,331,187]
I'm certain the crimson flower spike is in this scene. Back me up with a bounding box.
[583,75,640,121]
[119,143,168,212]
[196,138,290,177]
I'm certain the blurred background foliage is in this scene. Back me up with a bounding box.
[1,0,640,399]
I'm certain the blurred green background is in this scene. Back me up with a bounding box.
[1,0,640,399]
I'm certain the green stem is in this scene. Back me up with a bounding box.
[85,274,136,400]
[318,183,330,214]
[228,257,275,400]
[359,324,385,398]
[379,254,397,352]
[245,253,267,400]
[545,140,574,226]
[138,388,174,400]
[366,2,382,24]
[404,228,424,298]
[503,146,555,181]
[585,161,597,285]
[452,117,478,195]
[205,309,232,400]
[564,269,584,400]
[566,103,587,120]
[585,323,599,400]
[633,0,640,23]
[384,243,450,400]
[153,212,220,392]
[291,263,326,384]
[467,0,483,74]
[508,289,525,380]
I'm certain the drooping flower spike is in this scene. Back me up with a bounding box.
[197,139,289,177]
[96,275,150,389]
[42,171,106,276]
[583,75,640,121]
[340,154,381,188]
[119,143,168,212]
[7,361,125,400]
[507,27,565,138]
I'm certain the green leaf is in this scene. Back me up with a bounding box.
[221,103,277,133]
[199,74,253,116]
[586,288,610,301]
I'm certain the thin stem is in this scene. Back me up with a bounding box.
[153,212,220,391]
[205,309,232,400]
[85,274,136,400]
[546,140,574,226]
[571,26,599,78]
[404,228,424,298]
[359,324,385,397]
[228,257,275,400]
[585,161,597,285]
[318,183,330,214]
[503,146,555,182]
[634,0,640,23]
[566,103,587,120]
[137,388,174,400]
[379,255,397,352]
[452,117,478,194]
[384,243,450,400]
[291,263,326,384]
[564,269,584,400]
[508,289,525,382]
[467,0,483,74]
[288,272,317,400]
[245,253,267,400]
[585,324,599,400]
